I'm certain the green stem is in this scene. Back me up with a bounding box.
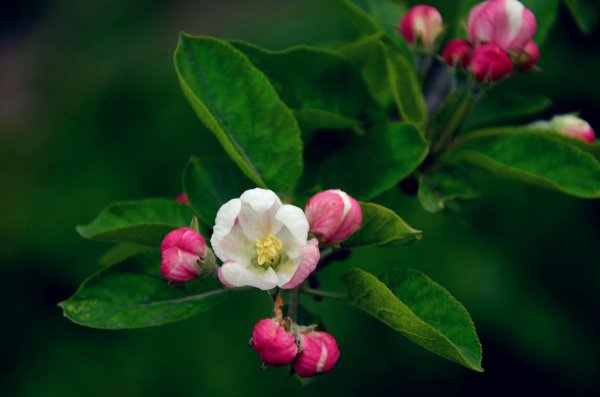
[288,286,300,322]
[300,286,348,301]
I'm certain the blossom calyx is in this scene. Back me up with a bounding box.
[292,330,340,378]
[160,227,215,283]
[305,189,362,245]
[400,5,444,51]
[468,0,537,52]
[212,188,320,290]
[469,44,513,83]
[442,39,473,68]
[251,318,298,366]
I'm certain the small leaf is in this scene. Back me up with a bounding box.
[319,122,429,201]
[341,268,483,372]
[418,168,480,213]
[230,41,375,122]
[76,199,194,246]
[448,128,600,198]
[344,202,421,248]
[59,251,229,329]
[174,34,302,193]
[183,157,254,228]
[464,93,552,131]
[563,0,600,34]
[383,43,427,127]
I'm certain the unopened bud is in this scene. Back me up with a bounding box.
[160,227,215,282]
[469,44,513,83]
[442,39,473,68]
[551,114,595,143]
[305,189,362,245]
[515,40,540,71]
[468,0,536,52]
[292,330,340,378]
[251,318,298,366]
[399,5,443,51]
[175,193,190,205]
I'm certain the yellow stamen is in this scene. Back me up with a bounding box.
[255,234,282,267]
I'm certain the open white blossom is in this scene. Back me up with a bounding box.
[211,188,320,290]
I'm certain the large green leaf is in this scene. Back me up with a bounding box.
[293,109,363,135]
[564,0,600,34]
[418,168,480,213]
[383,43,427,127]
[76,199,194,246]
[344,202,421,248]
[522,0,560,45]
[463,93,552,131]
[319,122,429,201]
[448,129,600,198]
[229,41,374,123]
[183,157,254,228]
[328,0,381,34]
[174,34,302,193]
[341,268,483,372]
[59,251,228,329]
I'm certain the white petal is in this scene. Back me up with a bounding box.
[275,204,309,246]
[238,201,279,241]
[281,239,320,289]
[212,198,241,244]
[219,261,279,290]
[211,222,253,264]
[240,188,281,213]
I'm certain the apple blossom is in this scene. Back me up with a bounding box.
[251,318,298,366]
[292,330,340,377]
[442,39,473,68]
[399,5,443,50]
[469,43,513,83]
[305,189,362,245]
[160,227,215,283]
[211,188,320,290]
[468,0,537,52]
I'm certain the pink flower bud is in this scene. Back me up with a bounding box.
[400,5,444,50]
[293,331,340,378]
[175,193,190,205]
[305,189,362,245]
[468,0,536,52]
[251,318,298,366]
[551,115,595,143]
[515,40,540,71]
[469,44,513,83]
[160,227,214,282]
[442,39,473,68]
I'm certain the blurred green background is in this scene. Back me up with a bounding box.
[1,0,599,395]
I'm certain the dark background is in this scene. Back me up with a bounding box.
[1,0,599,396]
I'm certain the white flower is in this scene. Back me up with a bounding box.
[211,188,320,290]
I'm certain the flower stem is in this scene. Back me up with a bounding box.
[300,286,348,301]
[288,286,300,322]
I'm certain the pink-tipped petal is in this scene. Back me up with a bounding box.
[293,331,340,377]
[469,43,513,83]
[399,5,443,49]
[442,39,473,68]
[305,190,362,245]
[160,228,211,283]
[281,240,320,289]
[252,319,298,366]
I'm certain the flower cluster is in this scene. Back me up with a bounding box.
[159,187,361,377]
[400,0,539,83]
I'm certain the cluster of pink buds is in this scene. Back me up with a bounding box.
[402,1,540,83]
[250,318,340,377]
[160,227,216,282]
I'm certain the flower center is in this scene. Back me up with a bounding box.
[255,234,282,268]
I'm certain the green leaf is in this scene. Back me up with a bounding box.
[563,0,600,34]
[428,88,477,153]
[418,168,480,213]
[463,93,552,131]
[229,41,375,122]
[76,198,194,246]
[174,34,302,193]
[344,202,421,248]
[59,251,229,329]
[341,268,483,372]
[319,122,429,201]
[341,35,393,110]
[98,243,150,267]
[383,43,427,127]
[183,157,254,228]
[328,0,381,34]
[448,128,600,198]
[293,109,363,135]
[522,0,560,45]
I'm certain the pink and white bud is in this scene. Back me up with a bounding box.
[175,193,190,205]
[551,115,595,143]
[399,5,444,50]
[293,330,340,378]
[469,43,513,83]
[515,40,540,70]
[468,0,537,52]
[251,318,298,366]
[305,189,362,245]
[442,39,473,68]
[160,227,215,282]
